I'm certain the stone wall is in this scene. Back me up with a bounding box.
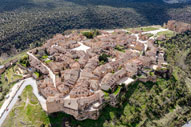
[164,20,191,33]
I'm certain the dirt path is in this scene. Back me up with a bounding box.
[24,93,29,110]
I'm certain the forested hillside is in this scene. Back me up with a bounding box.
[0,0,191,57]
[162,31,191,76]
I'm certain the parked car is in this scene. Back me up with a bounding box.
[5,95,10,99]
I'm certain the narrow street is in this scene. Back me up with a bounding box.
[27,52,56,88]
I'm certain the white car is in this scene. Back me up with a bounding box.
[5,95,10,99]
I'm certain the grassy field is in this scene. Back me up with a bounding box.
[144,33,154,38]
[127,26,160,32]
[156,30,175,38]
[2,86,50,127]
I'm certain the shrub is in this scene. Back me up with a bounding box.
[99,53,109,63]
[82,31,94,39]
[34,72,40,78]
[82,30,100,39]
[45,59,52,63]
[113,86,122,95]
[0,95,4,101]
[19,55,30,67]
[42,55,48,59]
[115,45,125,52]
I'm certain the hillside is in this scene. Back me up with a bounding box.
[1,0,191,58]
[1,23,191,127]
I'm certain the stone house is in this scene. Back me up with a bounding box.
[125,62,138,77]
[57,84,70,95]
[29,55,48,74]
[40,86,59,98]
[93,63,113,78]
[100,70,127,91]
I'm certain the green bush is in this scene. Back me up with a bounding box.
[115,45,125,52]
[0,95,4,101]
[42,55,48,59]
[98,53,109,64]
[19,55,30,67]
[45,59,52,63]
[82,30,100,39]
[82,32,93,39]
[34,72,40,78]
[113,86,122,95]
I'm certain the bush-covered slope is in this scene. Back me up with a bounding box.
[162,31,191,76]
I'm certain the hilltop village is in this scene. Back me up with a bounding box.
[26,26,169,120]
[1,20,190,122]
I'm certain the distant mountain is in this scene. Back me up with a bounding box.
[163,0,191,3]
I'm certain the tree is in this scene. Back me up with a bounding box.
[99,53,109,63]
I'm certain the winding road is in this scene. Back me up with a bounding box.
[132,28,169,51]
[0,77,47,126]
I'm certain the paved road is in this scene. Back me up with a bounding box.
[182,121,191,127]
[132,28,169,51]
[105,28,168,52]
[142,28,169,35]
[0,77,47,126]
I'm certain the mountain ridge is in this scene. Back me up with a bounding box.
[163,0,191,4]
